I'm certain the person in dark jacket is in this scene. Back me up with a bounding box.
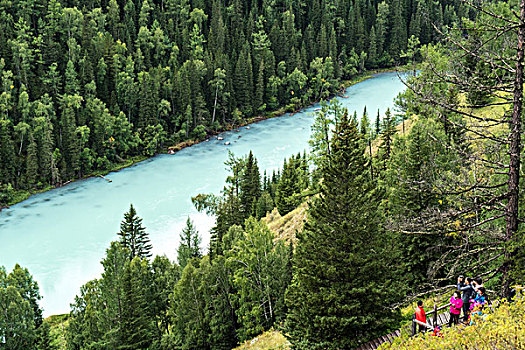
[457,276,475,322]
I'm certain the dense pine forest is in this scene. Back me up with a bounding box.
[0,0,464,206]
[2,0,525,349]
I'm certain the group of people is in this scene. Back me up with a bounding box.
[414,276,489,334]
[450,276,488,326]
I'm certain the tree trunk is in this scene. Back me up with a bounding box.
[503,0,525,297]
[212,86,218,125]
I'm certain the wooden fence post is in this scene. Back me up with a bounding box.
[411,313,416,337]
[432,303,438,329]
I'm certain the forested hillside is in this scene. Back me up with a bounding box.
[2,0,525,349]
[0,0,464,205]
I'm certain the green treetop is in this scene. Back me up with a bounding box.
[177,217,202,270]
[117,204,152,260]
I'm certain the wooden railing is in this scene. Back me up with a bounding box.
[410,303,449,336]
[353,302,451,350]
[354,288,522,350]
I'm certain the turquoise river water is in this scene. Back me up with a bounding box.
[0,72,406,316]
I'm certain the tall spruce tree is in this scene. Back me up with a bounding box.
[177,217,202,269]
[117,204,152,260]
[275,156,301,216]
[239,150,261,218]
[379,107,397,167]
[284,111,401,349]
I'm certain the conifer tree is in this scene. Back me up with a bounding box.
[25,132,39,185]
[275,157,301,216]
[169,259,209,350]
[177,217,202,269]
[201,255,239,349]
[0,119,16,186]
[375,109,381,136]
[117,204,152,260]
[360,106,370,136]
[379,107,397,164]
[284,111,400,349]
[255,192,274,219]
[119,257,154,350]
[239,151,261,218]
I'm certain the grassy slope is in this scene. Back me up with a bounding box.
[263,202,308,244]
[233,329,291,350]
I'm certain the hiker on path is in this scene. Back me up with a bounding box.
[457,276,475,322]
[415,300,427,333]
[448,291,463,327]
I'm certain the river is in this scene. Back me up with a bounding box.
[0,72,406,316]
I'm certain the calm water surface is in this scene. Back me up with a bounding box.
[0,72,406,315]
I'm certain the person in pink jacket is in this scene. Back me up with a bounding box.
[448,291,463,326]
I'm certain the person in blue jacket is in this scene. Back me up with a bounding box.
[471,287,487,308]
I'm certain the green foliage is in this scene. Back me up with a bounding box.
[117,204,152,260]
[119,257,155,349]
[161,211,293,349]
[378,108,397,166]
[284,111,402,349]
[0,0,454,196]
[0,264,50,350]
[177,217,202,270]
[35,320,59,350]
[275,157,302,216]
[0,285,36,349]
[67,241,176,349]
[309,99,345,172]
[5,264,43,327]
[227,218,291,341]
[256,191,274,220]
[240,151,261,218]
[169,259,210,350]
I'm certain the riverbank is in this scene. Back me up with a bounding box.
[2,155,148,210]
[2,67,404,211]
[168,68,397,154]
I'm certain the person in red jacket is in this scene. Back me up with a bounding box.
[415,300,427,333]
